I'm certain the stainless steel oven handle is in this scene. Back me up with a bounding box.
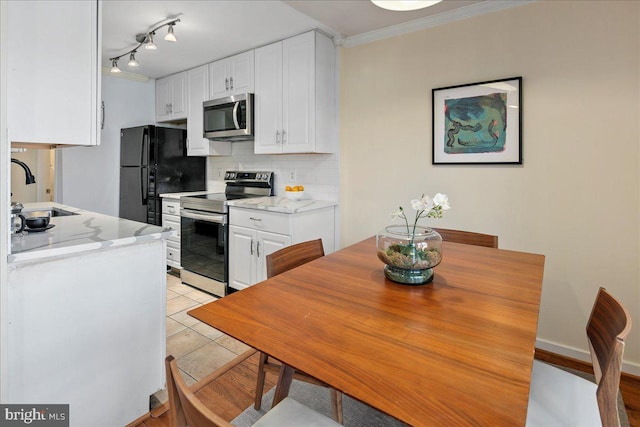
[180,209,226,224]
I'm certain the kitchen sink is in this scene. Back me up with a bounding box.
[49,208,79,217]
[24,208,79,218]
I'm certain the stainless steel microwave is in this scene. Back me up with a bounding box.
[203,93,253,141]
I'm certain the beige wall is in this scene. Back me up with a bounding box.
[339,1,640,372]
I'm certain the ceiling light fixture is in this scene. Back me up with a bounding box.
[110,59,121,73]
[165,24,177,42]
[109,18,180,73]
[371,0,442,11]
[144,32,157,50]
[127,51,139,67]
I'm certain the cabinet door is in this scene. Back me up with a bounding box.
[8,0,100,146]
[170,72,187,119]
[186,66,211,156]
[187,66,231,156]
[209,59,230,100]
[282,32,315,153]
[230,51,254,95]
[254,42,283,154]
[228,226,256,291]
[156,77,171,122]
[256,231,291,283]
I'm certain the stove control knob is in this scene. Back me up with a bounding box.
[224,172,230,180]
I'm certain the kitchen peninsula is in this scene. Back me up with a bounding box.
[7,202,170,426]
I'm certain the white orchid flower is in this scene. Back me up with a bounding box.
[433,193,450,210]
[391,207,405,221]
[411,195,434,212]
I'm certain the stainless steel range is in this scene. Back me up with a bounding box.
[180,171,273,296]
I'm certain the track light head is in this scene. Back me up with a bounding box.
[110,59,121,73]
[145,32,157,50]
[165,24,176,42]
[127,51,139,67]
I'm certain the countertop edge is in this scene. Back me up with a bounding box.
[10,202,175,264]
[227,196,338,214]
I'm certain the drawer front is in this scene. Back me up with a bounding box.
[229,208,290,235]
[162,214,181,244]
[167,245,180,263]
[162,199,180,216]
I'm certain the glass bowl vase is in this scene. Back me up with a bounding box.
[376,225,443,285]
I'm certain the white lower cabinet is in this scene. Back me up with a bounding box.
[228,206,335,291]
[162,198,182,268]
[228,226,290,290]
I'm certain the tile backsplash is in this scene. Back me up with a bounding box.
[206,141,339,201]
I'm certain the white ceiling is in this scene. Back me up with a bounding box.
[102,0,524,80]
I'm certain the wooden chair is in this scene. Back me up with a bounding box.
[165,354,341,427]
[256,239,344,424]
[430,227,498,248]
[526,287,632,427]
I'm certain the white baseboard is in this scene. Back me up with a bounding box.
[536,338,640,377]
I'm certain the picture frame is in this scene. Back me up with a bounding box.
[432,76,522,165]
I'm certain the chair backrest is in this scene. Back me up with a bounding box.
[266,239,324,278]
[586,287,632,427]
[165,355,233,427]
[430,228,498,248]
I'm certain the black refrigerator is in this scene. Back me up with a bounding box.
[119,125,206,225]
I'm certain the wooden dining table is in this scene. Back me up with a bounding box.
[188,237,545,426]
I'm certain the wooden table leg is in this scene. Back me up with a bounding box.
[272,364,295,408]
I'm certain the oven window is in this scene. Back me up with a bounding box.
[181,216,226,282]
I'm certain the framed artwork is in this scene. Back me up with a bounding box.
[432,76,522,165]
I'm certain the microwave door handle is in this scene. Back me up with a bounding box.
[233,101,241,130]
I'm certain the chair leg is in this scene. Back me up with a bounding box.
[254,352,269,410]
[330,388,343,424]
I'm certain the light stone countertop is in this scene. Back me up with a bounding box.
[226,196,338,214]
[9,202,174,263]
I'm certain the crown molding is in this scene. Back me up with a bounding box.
[101,67,150,82]
[342,0,536,48]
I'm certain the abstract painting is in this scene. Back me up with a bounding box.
[432,77,522,164]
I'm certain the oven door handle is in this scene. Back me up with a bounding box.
[181,209,226,224]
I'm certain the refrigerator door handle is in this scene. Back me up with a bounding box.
[141,167,148,206]
[141,127,149,166]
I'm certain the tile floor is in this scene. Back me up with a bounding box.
[152,272,250,406]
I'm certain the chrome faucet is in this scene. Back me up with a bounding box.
[11,158,36,185]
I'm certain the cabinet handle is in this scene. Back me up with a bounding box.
[101,101,105,130]
[249,217,262,222]
[230,77,234,90]
[256,241,261,257]
[225,78,229,91]
[275,131,280,144]
[250,239,255,255]
[169,103,173,114]
[282,129,287,143]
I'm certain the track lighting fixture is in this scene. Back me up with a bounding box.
[111,59,121,73]
[127,51,139,67]
[165,24,176,42]
[109,18,180,73]
[144,32,157,50]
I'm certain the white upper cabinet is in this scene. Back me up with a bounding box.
[209,51,255,99]
[186,65,231,156]
[7,0,102,147]
[156,72,187,122]
[254,31,335,154]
